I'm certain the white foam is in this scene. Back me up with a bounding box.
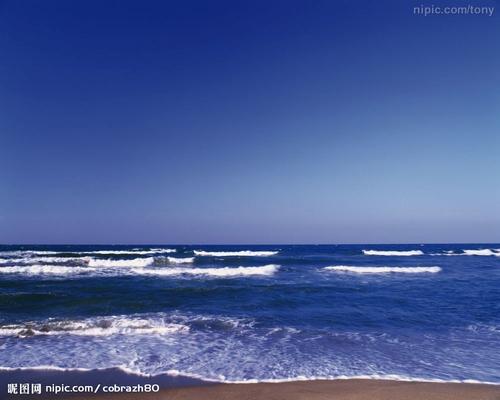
[0,366,497,385]
[0,265,91,275]
[132,264,279,277]
[205,374,500,385]
[194,250,278,257]
[0,366,94,372]
[80,249,176,255]
[0,249,176,259]
[431,250,459,256]
[324,265,441,274]
[429,249,500,257]
[463,249,499,256]
[0,256,85,265]
[87,257,154,267]
[166,257,194,264]
[362,250,424,256]
[0,316,188,337]
[0,250,60,257]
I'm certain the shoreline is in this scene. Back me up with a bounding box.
[0,368,210,399]
[2,368,499,399]
[69,379,500,400]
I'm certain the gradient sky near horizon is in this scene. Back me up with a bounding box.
[1,0,499,244]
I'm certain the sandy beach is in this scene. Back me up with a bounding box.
[4,367,500,399]
[65,379,500,400]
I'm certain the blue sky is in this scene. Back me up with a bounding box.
[0,0,499,244]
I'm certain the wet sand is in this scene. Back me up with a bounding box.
[0,368,208,399]
[71,379,500,400]
[2,368,499,400]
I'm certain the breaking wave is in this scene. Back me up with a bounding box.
[0,316,188,337]
[80,249,176,255]
[0,251,60,257]
[0,249,175,258]
[362,250,424,256]
[131,264,279,277]
[194,250,278,257]
[324,265,441,274]
[87,257,154,268]
[0,265,91,275]
[428,249,500,256]
[0,257,86,265]
[166,257,195,264]
[463,249,500,256]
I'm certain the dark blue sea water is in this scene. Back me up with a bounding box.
[0,244,499,383]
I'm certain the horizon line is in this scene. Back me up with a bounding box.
[1,242,499,246]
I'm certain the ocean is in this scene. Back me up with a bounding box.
[0,244,499,384]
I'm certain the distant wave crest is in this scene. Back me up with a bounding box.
[324,265,441,274]
[81,249,176,255]
[463,249,500,256]
[429,249,500,256]
[194,250,278,257]
[362,250,424,256]
[0,265,91,275]
[132,264,279,277]
[0,249,175,257]
[87,257,154,267]
[0,256,85,265]
[166,257,194,264]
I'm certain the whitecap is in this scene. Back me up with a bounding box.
[166,257,194,264]
[324,265,441,274]
[0,250,60,257]
[194,250,278,257]
[0,265,91,275]
[0,256,86,265]
[463,249,499,256]
[131,264,279,277]
[80,249,176,255]
[87,257,154,268]
[362,250,424,256]
[0,315,188,337]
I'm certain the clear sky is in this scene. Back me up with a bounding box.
[1,0,499,244]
